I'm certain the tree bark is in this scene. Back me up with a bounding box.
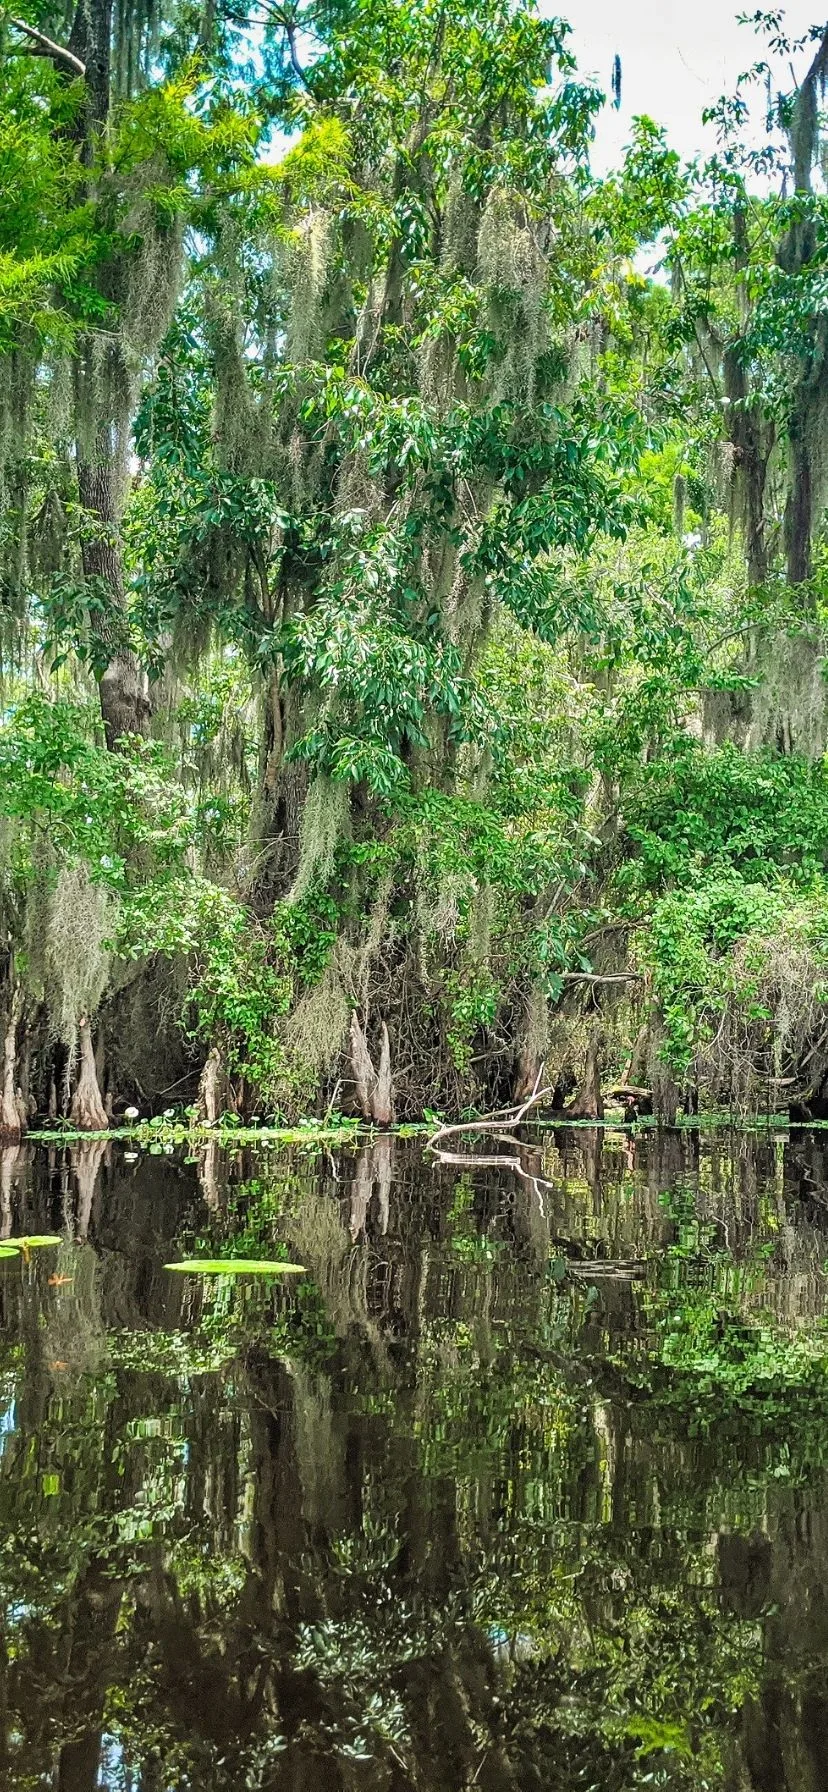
[75,456,150,746]
[373,1021,394,1126]
[349,1013,375,1120]
[70,1014,109,1131]
[567,1030,604,1121]
[197,1046,224,1125]
[0,990,25,1143]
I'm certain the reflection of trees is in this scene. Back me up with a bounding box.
[0,1133,827,1783]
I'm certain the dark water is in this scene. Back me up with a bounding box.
[3,1128,828,1789]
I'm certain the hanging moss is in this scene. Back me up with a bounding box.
[478,189,549,403]
[284,212,334,366]
[290,775,350,901]
[33,864,113,1054]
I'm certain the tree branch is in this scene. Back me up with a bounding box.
[426,1068,552,1152]
[284,19,312,92]
[560,972,641,985]
[7,15,86,76]
[258,4,313,93]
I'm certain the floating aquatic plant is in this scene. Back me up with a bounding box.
[0,1236,63,1263]
[164,1259,306,1276]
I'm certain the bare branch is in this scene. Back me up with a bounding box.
[7,15,86,76]
[560,972,641,985]
[426,1067,551,1152]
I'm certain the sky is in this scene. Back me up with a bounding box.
[567,1,825,168]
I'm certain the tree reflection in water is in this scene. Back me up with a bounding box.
[0,1130,828,1788]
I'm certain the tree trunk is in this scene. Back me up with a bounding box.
[350,1013,375,1121]
[197,1045,223,1125]
[567,1029,604,1121]
[68,0,112,132]
[785,426,813,586]
[349,1015,394,1124]
[66,0,151,751]
[75,457,150,747]
[372,1021,394,1126]
[70,1014,109,1131]
[724,346,770,589]
[256,675,308,894]
[0,991,25,1143]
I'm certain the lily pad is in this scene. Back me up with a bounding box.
[0,1237,62,1258]
[164,1259,306,1276]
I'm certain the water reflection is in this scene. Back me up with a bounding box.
[1,1130,828,1786]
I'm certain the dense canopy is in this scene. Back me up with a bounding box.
[3,0,828,1131]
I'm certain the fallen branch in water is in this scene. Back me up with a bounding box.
[569,1259,646,1279]
[425,1068,551,1152]
[429,1144,558,1211]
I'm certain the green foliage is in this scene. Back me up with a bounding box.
[445,971,499,1071]
[3,0,828,1124]
[0,693,192,888]
[641,878,815,1077]
[622,741,828,892]
[123,876,292,1092]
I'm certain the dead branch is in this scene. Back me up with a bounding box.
[8,16,86,76]
[569,1260,646,1279]
[429,1144,558,1206]
[560,972,641,985]
[425,1067,551,1152]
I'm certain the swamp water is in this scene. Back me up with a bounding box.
[2,1132,828,1789]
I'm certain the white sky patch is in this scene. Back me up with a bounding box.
[563,1,823,168]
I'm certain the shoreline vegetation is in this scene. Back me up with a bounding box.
[18,1111,828,1149]
[4,5,828,1135]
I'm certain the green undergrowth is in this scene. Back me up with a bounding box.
[23,1112,804,1148]
[78,1113,726,1146]
[26,1116,369,1149]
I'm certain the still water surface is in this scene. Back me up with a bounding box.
[2,1128,828,1789]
